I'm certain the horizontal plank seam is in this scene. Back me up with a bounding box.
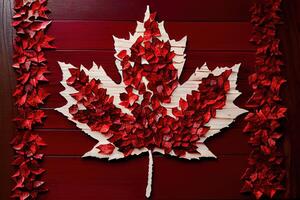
[33,126,245,132]
[44,154,250,158]
[52,49,256,53]
[52,19,251,23]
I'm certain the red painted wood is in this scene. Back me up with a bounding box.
[39,1,257,199]
[41,156,251,200]
[0,0,296,199]
[45,51,255,83]
[41,109,247,130]
[48,0,251,22]
[43,79,250,109]
[43,110,76,129]
[0,0,14,199]
[48,21,254,51]
[281,0,300,197]
[43,50,254,108]
[37,114,250,156]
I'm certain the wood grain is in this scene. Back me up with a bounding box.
[281,0,300,198]
[48,0,252,22]
[43,50,254,109]
[45,50,255,82]
[0,0,267,199]
[43,81,250,109]
[0,0,14,199]
[49,21,254,51]
[40,156,251,200]
[0,0,297,199]
[37,114,251,156]
[42,3,255,199]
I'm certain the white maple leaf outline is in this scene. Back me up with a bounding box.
[55,5,247,197]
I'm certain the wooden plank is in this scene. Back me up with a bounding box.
[40,155,250,200]
[45,50,255,83]
[42,104,249,129]
[40,78,250,138]
[37,115,251,156]
[281,0,300,198]
[48,21,254,51]
[0,0,14,199]
[48,0,252,22]
[42,78,250,109]
[43,50,253,108]
[29,2,255,199]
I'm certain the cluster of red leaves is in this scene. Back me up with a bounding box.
[241,0,287,199]
[67,12,232,158]
[11,0,54,199]
[119,12,178,104]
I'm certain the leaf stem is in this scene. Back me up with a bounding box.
[145,150,153,198]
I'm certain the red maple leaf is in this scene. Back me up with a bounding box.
[56,6,246,197]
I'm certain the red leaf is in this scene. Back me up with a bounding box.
[69,104,79,115]
[31,168,46,175]
[97,144,115,155]
[30,21,51,32]
[17,93,27,106]
[99,124,110,133]
[117,50,127,59]
[33,181,45,188]
[179,98,188,111]
[254,190,263,199]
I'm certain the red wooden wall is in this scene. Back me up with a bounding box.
[3,0,300,199]
[35,0,255,199]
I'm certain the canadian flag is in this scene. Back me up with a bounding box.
[55,6,246,198]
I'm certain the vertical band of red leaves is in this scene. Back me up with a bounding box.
[241,0,286,199]
[11,0,54,199]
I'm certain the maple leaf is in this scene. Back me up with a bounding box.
[56,6,247,197]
